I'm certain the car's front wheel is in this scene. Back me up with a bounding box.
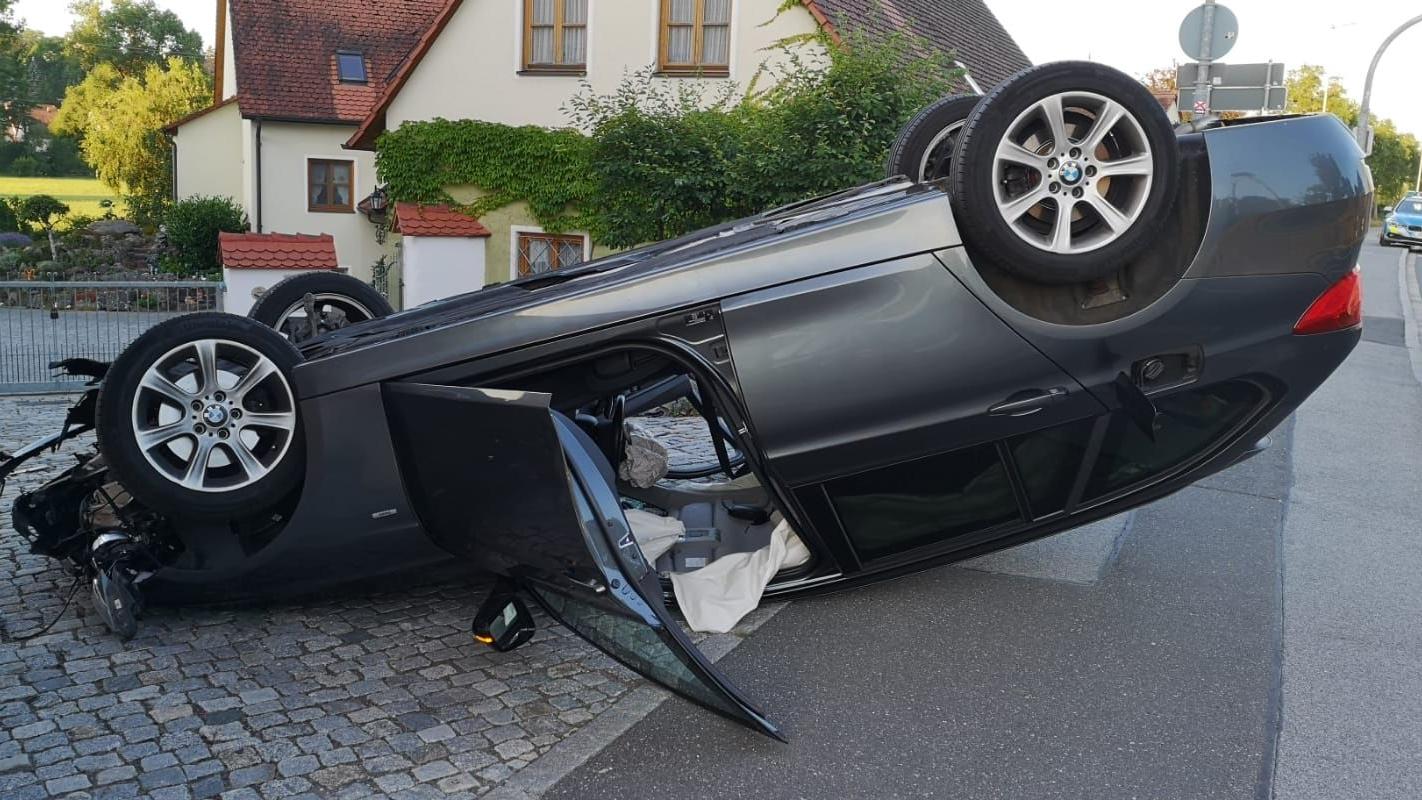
[96,313,304,519]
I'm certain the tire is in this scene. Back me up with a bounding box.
[97,313,304,519]
[248,271,393,344]
[886,94,982,183]
[950,61,1180,285]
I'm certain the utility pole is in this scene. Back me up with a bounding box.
[1191,0,1218,115]
[1356,13,1422,152]
[1415,148,1421,193]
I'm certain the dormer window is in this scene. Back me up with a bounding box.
[337,51,367,84]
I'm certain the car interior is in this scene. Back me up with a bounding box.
[487,348,811,632]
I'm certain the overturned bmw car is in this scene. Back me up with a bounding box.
[1,63,1369,738]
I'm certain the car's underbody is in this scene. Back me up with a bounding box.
[1,63,1372,738]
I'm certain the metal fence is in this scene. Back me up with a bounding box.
[0,280,223,394]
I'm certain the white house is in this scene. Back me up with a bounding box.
[343,0,1032,290]
[168,0,447,286]
[171,0,1031,304]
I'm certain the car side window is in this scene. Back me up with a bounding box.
[1083,381,1265,503]
[826,442,1022,561]
[1007,417,1097,518]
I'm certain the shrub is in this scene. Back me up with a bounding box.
[59,213,98,234]
[378,24,961,249]
[0,197,19,233]
[17,195,71,260]
[161,195,249,276]
[7,156,42,177]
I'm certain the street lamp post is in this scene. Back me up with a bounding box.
[1356,13,1422,151]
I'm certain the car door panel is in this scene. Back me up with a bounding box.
[381,383,782,740]
[721,254,1106,489]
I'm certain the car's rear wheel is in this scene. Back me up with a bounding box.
[950,61,1180,285]
[97,313,304,519]
[248,272,393,345]
[886,94,982,183]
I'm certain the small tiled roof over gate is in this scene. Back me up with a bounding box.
[219,232,339,270]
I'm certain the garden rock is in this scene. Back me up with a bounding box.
[87,219,142,237]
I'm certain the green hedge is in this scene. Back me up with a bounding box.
[377,28,961,249]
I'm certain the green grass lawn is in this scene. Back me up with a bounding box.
[0,176,122,219]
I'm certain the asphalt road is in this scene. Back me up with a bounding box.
[538,241,1420,800]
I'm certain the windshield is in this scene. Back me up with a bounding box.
[1397,200,1422,217]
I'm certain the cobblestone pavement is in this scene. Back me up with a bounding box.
[0,397,765,799]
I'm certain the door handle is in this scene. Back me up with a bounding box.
[989,387,1068,417]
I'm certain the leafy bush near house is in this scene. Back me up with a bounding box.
[376,25,961,248]
[159,195,248,276]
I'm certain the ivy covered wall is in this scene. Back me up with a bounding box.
[376,29,962,268]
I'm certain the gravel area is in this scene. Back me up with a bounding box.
[0,397,753,799]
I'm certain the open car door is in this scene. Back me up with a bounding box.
[382,383,784,740]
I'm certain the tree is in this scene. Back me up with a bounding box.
[23,32,85,106]
[1284,64,1419,207]
[17,194,70,259]
[0,0,26,132]
[52,57,210,227]
[64,0,203,76]
[1285,64,1357,124]
[1141,65,1177,97]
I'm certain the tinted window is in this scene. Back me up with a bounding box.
[530,586,745,720]
[1008,418,1096,518]
[828,442,1022,561]
[1084,381,1263,502]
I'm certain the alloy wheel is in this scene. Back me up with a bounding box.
[919,121,967,182]
[273,293,376,344]
[991,91,1154,255]
[130,338,297,492]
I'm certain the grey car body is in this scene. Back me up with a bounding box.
[6,113,1369,738]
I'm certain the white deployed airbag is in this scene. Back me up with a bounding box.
[670,519,810,634]
[625,508,683,563]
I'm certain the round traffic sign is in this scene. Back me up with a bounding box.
[1179,4,1239,61]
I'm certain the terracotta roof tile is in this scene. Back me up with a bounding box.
[393,203,492,238]
[219,232,340,270]
[229,0,448,124]
[811,0,1031,89]
[346,0,466,149]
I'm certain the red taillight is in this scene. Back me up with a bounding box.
[1294,267,1362,335]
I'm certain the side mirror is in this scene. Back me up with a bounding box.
[472,580,536,652]
[1383,206,1393,215]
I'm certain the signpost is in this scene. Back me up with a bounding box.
[1179,1,1239,114]
[1175,62,1288,112]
